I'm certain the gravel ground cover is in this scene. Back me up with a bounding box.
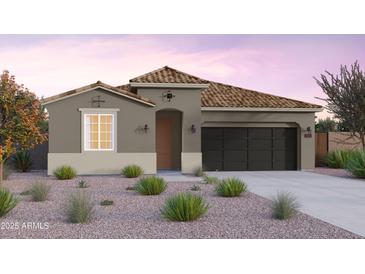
[0,172,361,239]
[311,167,357,179]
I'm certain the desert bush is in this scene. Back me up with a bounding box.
[53,165,77,180]
[65,191,95,223]
[0,188,18,217]
[190,184,201,191]
[30,182,51,202]
[325,149,351,168]
[12,150,33,172]
[78,180,89,188]
[215,178,247,197]
[202,175,221,184]
[161,192,209,222]
[271,191,300,220]
[194,167,204,177]
[134,176,167,195]
[100,200,114,206]
[345,149,365,178]
[122,165,143,178]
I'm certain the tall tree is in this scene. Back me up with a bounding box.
[315,61,365,147]
[0,70,47,181]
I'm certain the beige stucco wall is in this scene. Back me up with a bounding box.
[46,88,155,153]
[45,86,316,174]
[201,111,316,170]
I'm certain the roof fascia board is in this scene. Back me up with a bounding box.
[42,86,155,107]
[201,107,323,112]
[130,82,210,89]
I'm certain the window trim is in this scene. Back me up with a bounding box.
[79,108,119,153]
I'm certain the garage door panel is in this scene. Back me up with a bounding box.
[249,128,272,139]
[224,161,248,171]
[202,139,223,150]
[248,139,272,150]
[203,161,223,171]
[249,160,272,170]
[224,128,246,139]
[202,128,223,139]
[202,127,297,171]
[224,150,247,161]
[224,139,247,150]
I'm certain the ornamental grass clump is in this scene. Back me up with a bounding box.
[271,191,300,220]
[30,182,51,202]
[215,178,247,197]
[12,150,33,172]
[65,191,95,224]
[345,149,365,178]
[160,192,209,222]
[202,175,221,184]
[54,165,77,180]
[325,149,351,169]
[194,167,204,177]
[122,165,143,178]
[0,188,18,217]
[134,176,167,195]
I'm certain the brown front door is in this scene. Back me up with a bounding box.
[156,117,172,169]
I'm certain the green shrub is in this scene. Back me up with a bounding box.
[161,192,209,222]
[190,184,201,191]
[30,182,51,202]
[53,165,77,180]
[100,200,114,206]
[215,178,247,197]
[122,165,143,178]
[12,150,33,172]
[65,191,95,223]
[78,180,89,188]
[194,167,204,177]
[325,149,351,168]
[134,176,167,195]
[272,191,300,220]
[0,188,18,217]
[345,149,365,178]
[202,175,221,184]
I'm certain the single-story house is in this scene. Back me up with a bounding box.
[43,66,322,175]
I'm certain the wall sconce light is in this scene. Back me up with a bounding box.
[190,124,196,134]
[304,126,312,138]
[144,124,149,133]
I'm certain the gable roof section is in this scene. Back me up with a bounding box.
[42,81,155,107]
[122,66,322,110]
[130,66,210,84]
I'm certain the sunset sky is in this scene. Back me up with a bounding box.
[1,34,365,118]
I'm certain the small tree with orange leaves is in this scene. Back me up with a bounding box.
[0,70,47,181]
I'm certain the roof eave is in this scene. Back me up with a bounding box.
[201,107,324,112]
[42,84,155,107]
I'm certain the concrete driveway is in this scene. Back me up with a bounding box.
[206,171,365,237]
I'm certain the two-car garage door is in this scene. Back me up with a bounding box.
[202,127,297,171]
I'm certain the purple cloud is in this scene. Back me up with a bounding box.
[1,34,364,119]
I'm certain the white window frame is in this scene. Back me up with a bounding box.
[79,108,119,152]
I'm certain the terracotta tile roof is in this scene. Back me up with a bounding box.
[120,66,322,109]
[201,81,322,108]
[43,81,155,106]
[130,66,210,84]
